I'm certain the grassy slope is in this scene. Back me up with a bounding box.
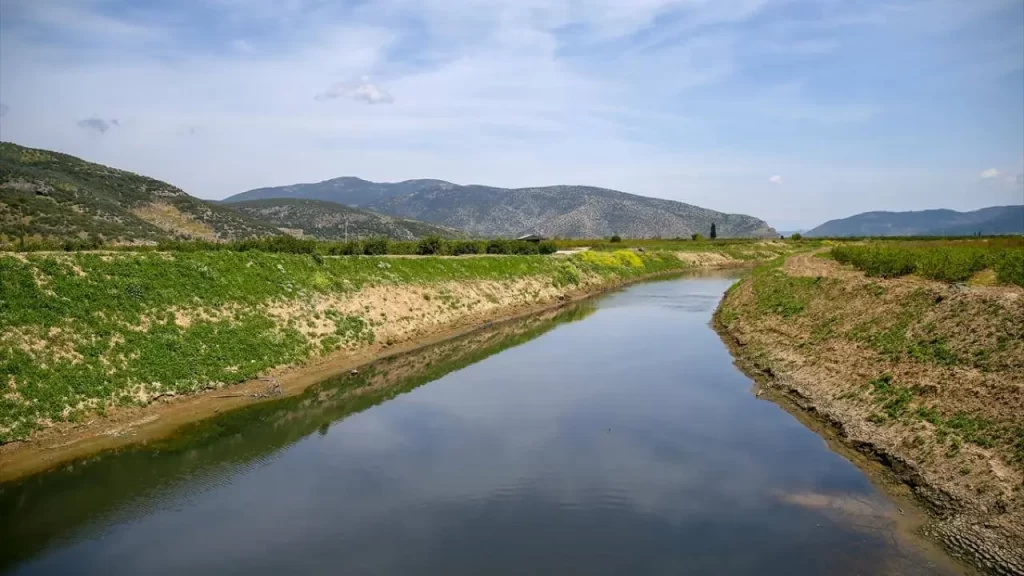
[715,252,1024,573]
[0,250,686,442]
[0,142,279,243]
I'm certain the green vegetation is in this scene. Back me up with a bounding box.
[748,259,834,318]
[830,238,1024,286]
[0,249,688,442]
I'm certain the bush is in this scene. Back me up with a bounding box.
[486,239,509,254]
[691,233,704,241]
[417,236,443,255]
[791,233,802,240]
[538,241,558,255]
[447,240,482,255]
[362,237,389,255]
[610,234,622,243]
[509,241,540,255]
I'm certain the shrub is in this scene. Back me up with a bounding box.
[417,236,443,255]
[486,239,509,254]
[509,241,540,255]
[538,241,558,255]
[362,237,389,255]
[691,233,704,241]
[791,233,802,240]
[610,234,622,243]
[448,240,482,256]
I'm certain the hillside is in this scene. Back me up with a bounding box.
[229,198,462,241]
[225,178,776,239]
[806,206,1024,237]
[0,142,279,244]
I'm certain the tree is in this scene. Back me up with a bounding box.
[790,232,802,240]
[610,234,622,243]
[710,223,717,240]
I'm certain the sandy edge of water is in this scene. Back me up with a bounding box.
[0,264,752,482]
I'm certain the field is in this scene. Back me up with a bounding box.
[829,238,1024,286]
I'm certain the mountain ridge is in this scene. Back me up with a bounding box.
[225,177,776,239]
[230,198,463,241]
[806,206,1024,237]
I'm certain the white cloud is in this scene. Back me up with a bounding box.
[316,77,394,104]
[980,168,1002,179]
[768,175,782,184]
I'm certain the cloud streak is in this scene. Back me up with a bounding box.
[980,168,1001,179]
[316,77,394,105]
[76,117,119,134]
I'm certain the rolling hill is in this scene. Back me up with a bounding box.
[806,206,1024,237]
[229,198,463,241]
[225,177,776,239]
[0,142,279,244]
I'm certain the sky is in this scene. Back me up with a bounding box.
[0,0,1022,229]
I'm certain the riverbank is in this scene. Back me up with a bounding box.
[0,247,795,480]
[714,252,1024,576]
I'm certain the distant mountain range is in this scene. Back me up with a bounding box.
[224,177,777,239]
[0,143,465,244]
[230,198,462,241]
[806,206,1024,237]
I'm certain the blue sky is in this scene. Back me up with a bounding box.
[0,0,1021,229]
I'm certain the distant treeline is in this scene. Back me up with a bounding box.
[0,235,559,256]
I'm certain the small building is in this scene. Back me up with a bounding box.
[516,233,545,243]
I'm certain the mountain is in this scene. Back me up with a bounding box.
[806,206,1024,237]
[225,178,776,239]
[229,198,463,241]
[0,142,279,243]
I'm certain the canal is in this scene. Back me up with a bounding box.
[0,271,962,575]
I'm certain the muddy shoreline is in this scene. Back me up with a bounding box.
[0,265,740,483]
[712,267,1024,576]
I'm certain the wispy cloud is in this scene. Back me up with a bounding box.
[980,168,1002,179]
[768,175,783,184]
[316,77,394,105]
[0,102,8,117]
[76,117,119,134]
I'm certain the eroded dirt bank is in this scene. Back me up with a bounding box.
[715,252,1024,576]
[0,252,756,481]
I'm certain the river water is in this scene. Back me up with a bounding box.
[0,271,963,575]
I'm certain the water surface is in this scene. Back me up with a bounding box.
[1,271,961,575]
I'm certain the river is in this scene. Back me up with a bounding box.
[0,271,964,575]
